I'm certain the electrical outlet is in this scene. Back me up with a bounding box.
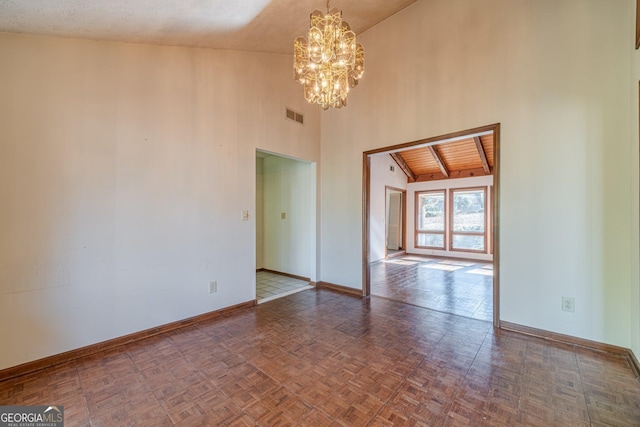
[209,281,217,294]
[561,296,575,313]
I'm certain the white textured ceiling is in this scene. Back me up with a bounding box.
[0,0,417,54]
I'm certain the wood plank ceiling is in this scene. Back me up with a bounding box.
[391,134,494,182]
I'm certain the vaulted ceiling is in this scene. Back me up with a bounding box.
[391,134,494,182]
[0,0,417,54]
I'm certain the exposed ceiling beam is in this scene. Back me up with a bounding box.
[390,153,417,182]
[415,167,487,182]
[474,136,491,174]
[428,146,449,178]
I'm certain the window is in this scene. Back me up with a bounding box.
[415,190,445,249]
[450,188,486,252]
[414,186,490,254]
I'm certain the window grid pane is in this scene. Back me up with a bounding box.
[451,234,485,251]
[417,232,444,249]
[452,190,485,233]
[417,191,445,232]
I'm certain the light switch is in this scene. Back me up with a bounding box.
[241,210,249,221]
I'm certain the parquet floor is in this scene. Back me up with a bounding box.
[1,289,639,426]
[371,256,493,321]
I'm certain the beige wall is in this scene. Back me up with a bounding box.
[321,0,639,353]
[0,32,320,369]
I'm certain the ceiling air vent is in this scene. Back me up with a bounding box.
[285,108,304,125]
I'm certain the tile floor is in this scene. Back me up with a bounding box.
[371,255,493,321]
[1,289,639,426]
[256,271,313,303]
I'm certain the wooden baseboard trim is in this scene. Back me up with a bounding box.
[500,321,640,379]
[405,252,493,263]
[627,347,640,379]
[258,269,310,282]
[385,251,406,259]
[0,300,256,382]
[317,281,363,297]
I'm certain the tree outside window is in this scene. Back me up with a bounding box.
[450,188,486,252]
[415,190,445,249]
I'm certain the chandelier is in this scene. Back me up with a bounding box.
[293,1,365,109]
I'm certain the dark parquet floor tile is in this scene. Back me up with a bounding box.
[1,288,639,426]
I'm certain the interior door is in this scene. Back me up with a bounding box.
[386,192,402,250]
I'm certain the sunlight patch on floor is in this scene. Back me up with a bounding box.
[385,259,418,266]
[421,263,463,271]
[437,260,476,267]
[466,268,493,276]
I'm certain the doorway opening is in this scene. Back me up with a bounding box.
[385,187,406,259]
[256,150,317,303]
[363,124,500,326]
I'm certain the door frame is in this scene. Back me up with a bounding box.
[362,123,501,327]
[256,149,318,285]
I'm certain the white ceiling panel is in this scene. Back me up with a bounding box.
[0,0,417,53]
